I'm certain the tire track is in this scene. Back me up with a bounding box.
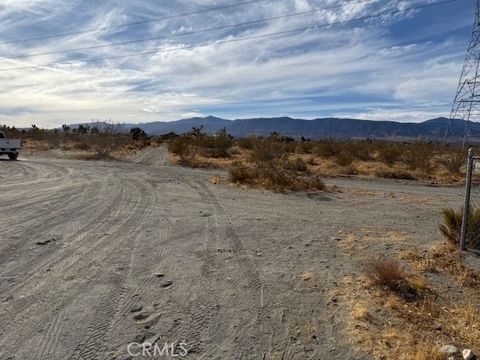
[0,176,146,358]
[67,178,157,360]
[0,177,117,292]
[191,180,269,357]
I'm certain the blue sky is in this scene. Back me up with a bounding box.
[0,0,474,127]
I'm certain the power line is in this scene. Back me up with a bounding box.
[0,0,460,72]
[5,1,370,60]
[0,0,269,45]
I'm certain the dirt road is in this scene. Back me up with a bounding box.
[0,147,464,359]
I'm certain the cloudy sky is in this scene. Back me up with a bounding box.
[0,0,474,127]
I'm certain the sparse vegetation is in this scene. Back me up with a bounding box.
[228,138,325,191]
[337,240,480,360]
[8,122,467,183]
[0,122,156,160]
[439,207,480,245]
[378,144,402,165]
[437,151,467,175]
[365,259,421,300]
[165,131,469,186]
[335,210,480,360]
[168,135,197,163]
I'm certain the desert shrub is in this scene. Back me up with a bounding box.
[230,139,324,191]
[313,139,341,158]
[130,127,148,141]
[437,151,466,175]
[346,141,373,161]
[141,139,151,147]
[439,207,480,245]
[236,136,258,150]
[168,128,232,160]
[305,156,316,166]
[284,157,308,173]
[228,161,254,183]
[197,128,233,158]
[335,150,354,166]
[280,141,297,154]
[377,144,401,165]
[93,141,115,159]
[365,260,417,299]
[256,165,291,189]
[296,141,314,154]
[89,124,129,159]
[374,169,416,180]
[257,167,325,191]
[159,132,179,141]
[249,139,285,164]
[229,162,290,190]
[73,142,91,151]
[296,176,326,191]
[341,164,359,175]
[168,135,196,162]
[400,143,435,173]
[47,136,61,149]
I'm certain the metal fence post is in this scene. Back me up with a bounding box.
[460,148,474,251]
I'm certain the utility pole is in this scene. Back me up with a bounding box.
[445,0,480,146]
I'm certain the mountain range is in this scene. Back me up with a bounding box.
[72,116,477,141]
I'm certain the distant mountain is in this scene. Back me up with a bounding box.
[69,116,478,141]
[131,116,230,134]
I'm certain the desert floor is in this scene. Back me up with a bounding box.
[0,147,467,360]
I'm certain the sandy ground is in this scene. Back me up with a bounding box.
[0,147,465,360]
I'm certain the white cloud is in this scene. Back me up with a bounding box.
[0,0,472,127]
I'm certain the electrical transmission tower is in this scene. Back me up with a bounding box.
[445,0,480,146]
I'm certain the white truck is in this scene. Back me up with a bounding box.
[0,132,22,160]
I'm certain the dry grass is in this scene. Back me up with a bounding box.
[399,242,480,288]
[339,271,480,360]
[365,259,425,300]
[352,303,370,320]
[439,207,480,246]
[413,345,444,360]
[335,212,480,360]
[337,240,480,360]
[338,233,359,251]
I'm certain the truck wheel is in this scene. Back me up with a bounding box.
[8,153,18,161]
